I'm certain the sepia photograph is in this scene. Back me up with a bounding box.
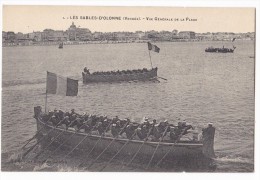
[1,4,256,173]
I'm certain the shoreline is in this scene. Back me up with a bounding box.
[2,39,253,47]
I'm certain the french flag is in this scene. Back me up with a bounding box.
[147,42,160,53]
[46,71,78,96]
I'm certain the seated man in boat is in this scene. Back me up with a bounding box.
[152,120,170,141]
[124,123,137,139]
[83,67,90,75]
[56,110,64,121]
[83,117,92,133]
[148,119,157,136]
[75,117,84,131]
[111,121,121,137]
[181,121,194,135]
[60,116,70,130]
[112,116,120,124]
[119,118,131,135]
[68,114,79,128]
[90,115,99,127]
[143,68,148,72]
[69,109,79,118]
[169,127,181,141]
[120,118,130,127]
[169,121,194,142]
[127,70,132,74]
[102,119,110,133]
[50,115,60,126]
[96,121,105,135]
[136,124,150,140]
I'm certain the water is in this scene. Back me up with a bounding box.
[1,41,255,172]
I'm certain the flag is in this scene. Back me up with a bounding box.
[46,71,78,96]
[147,42,160,53]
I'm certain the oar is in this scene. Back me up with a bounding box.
[155,130,186,167]
[157,76,167,81]
[34,121,93,160]
[77,121,113,168]
[146,125,169,169]
[123,127,153,168]
[59,121,102,163]
[99,131,137,171]
[39,123,90,164]
[22,121,64,159]
[86,123,129,169]
[33,129,65,159]
[21,116,52,149]
[61,134,90,161]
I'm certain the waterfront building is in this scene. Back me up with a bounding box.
[178,31,196,39]
[66,22,92,41]
[172,29,178,35]
[2,31,7,42]
[7,31,16,42]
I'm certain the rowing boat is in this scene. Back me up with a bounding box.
[82,68,158,84]
[33,106,215,161]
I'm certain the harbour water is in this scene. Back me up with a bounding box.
[1,41,254,172]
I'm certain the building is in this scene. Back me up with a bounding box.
[145,30,159,41]
[172,29,178,35]
[93,32,104,41]
[6,31,16,42]
[42,29,55,41]
[66,22,92,41]
[76,28,92,41]
[2,31,7,42]
[178,31,196,39]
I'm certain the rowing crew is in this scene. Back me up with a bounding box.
[42,109,195,142]
[83,67,157,76]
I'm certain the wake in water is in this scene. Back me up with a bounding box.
[214,155,252,164]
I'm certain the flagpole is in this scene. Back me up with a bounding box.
[45,72,48,113]
[45,90,47,113]
[148,50,153,69]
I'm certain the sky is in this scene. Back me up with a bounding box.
[2,6,255,33]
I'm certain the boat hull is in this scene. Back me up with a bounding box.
[82,68,158,84]
[205,48,234,53]
[36,117,204,159]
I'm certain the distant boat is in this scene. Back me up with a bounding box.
[58,42,63,49]
[82,67,158,84]
[205,46,236,53]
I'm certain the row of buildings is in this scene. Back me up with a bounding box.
[2,22,255,45]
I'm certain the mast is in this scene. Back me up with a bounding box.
[148,50,153,69]
[45,72,48,113]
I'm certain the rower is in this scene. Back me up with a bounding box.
[96,121,105,135]
[50,115,60,126]
[149,119,157,136]
[119,118,130,135]
[75,117,84,130]
[125,123,137,139]
[69,109,77,118]
[137,124,149,140]
[61,116,70,130]
[112,116,120,124]
[143,117,150,128]
[83,117,92,133]
[111,122,121,137]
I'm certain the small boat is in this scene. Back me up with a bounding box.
[33,106,216,161]
[58,42,63,49]
[82,67,158,84]
[205,46,236,53]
